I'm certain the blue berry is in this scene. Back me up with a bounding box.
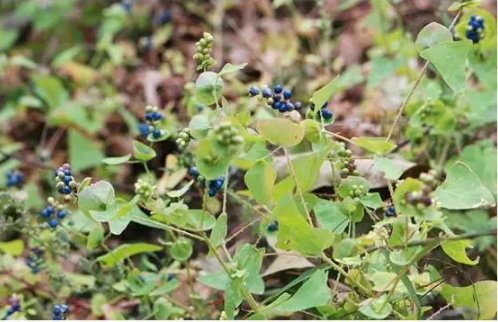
[153,129,162,138]
[167,273,175,281]
[208,188,216,197]
[249,86,259,97]
[188,167,200,178]
[283,89,292,100]
[46,206,54,213]
[152,112,163,121]
[155,10,171,25]
[53,305,61,315]
[385,206,396,217]
[294,101,302,109]
[63,176,72,184]
[214,179,223,190]
[139,123,150,136]
[277,101,287,112]
[273,94,282,102]
[41,208,52,218]
[57,210,67,219]
[286,102,295,111]
[271,101,278,109]
[309,103,315,111]
[267,220,278,232]
[274,84,283,94]
[145,113,154,121]
[322,102,329,109]
[60,185,72,195]
[320,108,333,120]
[49,219,59,228]
[261,88,272,98]
[7,307,14,315]
[61,304,69,314]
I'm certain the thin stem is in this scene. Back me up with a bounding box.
[386,61,429,141]
[323,130,355,145]
[284,148,313,226]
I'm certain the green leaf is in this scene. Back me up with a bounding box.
[0,239,24,257]
[147,130,170,142]
[244,161,276,205]
[97,243,162,267]
[78,180,115,213]
[194,71,224,105]
[210,213,227,248]
[233,244,265,294]
[102,154,131,165]
[352,137,397,155]
[183,209,216,231]
[195,137,231,180]
[133,140,157,162]
[218,63,247,76]
[153,298,172,319]
[256,119,304,148]
[0,29,19,51]
[333,238,359,260]
[361,192,383,209]
[189,115,210,139]
[441,280,497,320]
[32,75,69,109]
[313,199,349,233]
[69,130,105,172]
[441,239,479,266]
[274,269,331,313]
[86,223,104,251]
[458,140,497,198]
[448,0,480,11]
[359,295,392,319]
[150,278,181,296]
[275,194,336,256]
[170,237,193,261]
[415,22,452,52]
[420,40,472,92]
[291,148,329,192]
[311,76,340,111]
[434,162,495,209]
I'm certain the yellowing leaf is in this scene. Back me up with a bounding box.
[441,239,479,266]
[256,119,304,148]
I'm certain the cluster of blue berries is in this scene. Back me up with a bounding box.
[40,197,67,228]
[6,170,23,188]
[465,15,485,44]
[140,106,164,138]
[384,205,396,217]
[188,167,225,197]
[267,220,278,232]
[249,84,302,113]
[3,296,20,319]
[54,163,76,198]
[26,247,44,273]
[53,304,69,320]
[310,101,333,120]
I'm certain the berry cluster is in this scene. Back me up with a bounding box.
[54,163,76,199]
[349,185,366,198]
[465,15,485,44]
[53,304,69,320]
[193,32,216,71]
[6,170,23,188]
[334,144,360,178]
[419,169,439,190]
[213,121,244,153]
[249,84,302,113]
[3,296,20,319]
[144,106,164,138]
[188,167,225,197]
[267,220,278,232]
[309,101,333,120]
[176,128,192,151]
[26,247,44,273]
[134,178,156,201]
[384,205,396,217]
[403,170,439,210]
[40,197,67,228]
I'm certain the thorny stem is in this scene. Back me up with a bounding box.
[284,148,313,226]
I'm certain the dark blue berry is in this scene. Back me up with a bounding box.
[53,305,61,315]
[153,129,162,138]
[152,112,163,121]
[277,101,287,112]
[262,88,272,98]
[60,186,72,195]
[57,210,66,219]
[155,10,171,25]
[7,307,14,315]
[322,102,329,109]
[49,219,59,228]
[41,208,52,218]
[320,108,333,120]
[274,85,283,94]
[214,179,223,190]
[267,220,278,232]
[61,304,69,314]
[188,167,199,178]
[309,103,315,111]
[286,102,295,111]
[63,176,72,184]
[145,113,154,121]
[139,123,150,136]
[208,188,216,197]
[271,101,278,109]
[273,95,282,102]
[283,89,292,99]
[167,273,175,281]
[249,86,259,97]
